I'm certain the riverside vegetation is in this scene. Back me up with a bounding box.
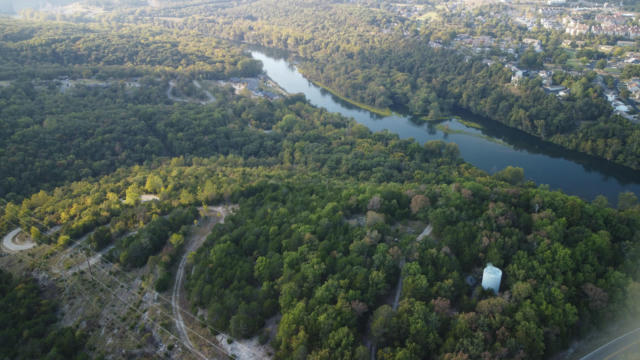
[113,0,640,171]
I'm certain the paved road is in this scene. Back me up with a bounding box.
[580,328,640,360]
[2,228,36,252]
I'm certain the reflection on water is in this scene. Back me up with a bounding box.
[251,49,640,203]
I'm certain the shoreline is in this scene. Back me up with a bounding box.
[306,78,393,117]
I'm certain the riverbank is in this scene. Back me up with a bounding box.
[306,78,393,117]
[317,77,640,172]
[421,115,484,129]
[293,61,640,172]
[435,124,508,146]
[251,49,640,202]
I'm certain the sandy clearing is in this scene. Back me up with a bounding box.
[216,334,272,360]
[2,228,36,252]
[140,194,160,202]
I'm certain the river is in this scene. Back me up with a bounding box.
[251,50,640,203]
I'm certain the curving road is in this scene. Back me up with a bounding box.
[167,81,188,103]
[167,80,216,105]
[2,228,36,252]
[192,80,216,104]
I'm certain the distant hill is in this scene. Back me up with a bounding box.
[0,0,77,14]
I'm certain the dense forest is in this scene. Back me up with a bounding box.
[1,14,640,360]
[0,20,262,79]
[3,103,640,358]
[122,0,640,171]
[0,20,263,199]
[0,269,87,359]
[187,171,640,359]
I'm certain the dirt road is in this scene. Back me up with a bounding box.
[171,206,235,357]
[66,244,115,275]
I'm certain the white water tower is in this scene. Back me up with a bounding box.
[482,263,502,294]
